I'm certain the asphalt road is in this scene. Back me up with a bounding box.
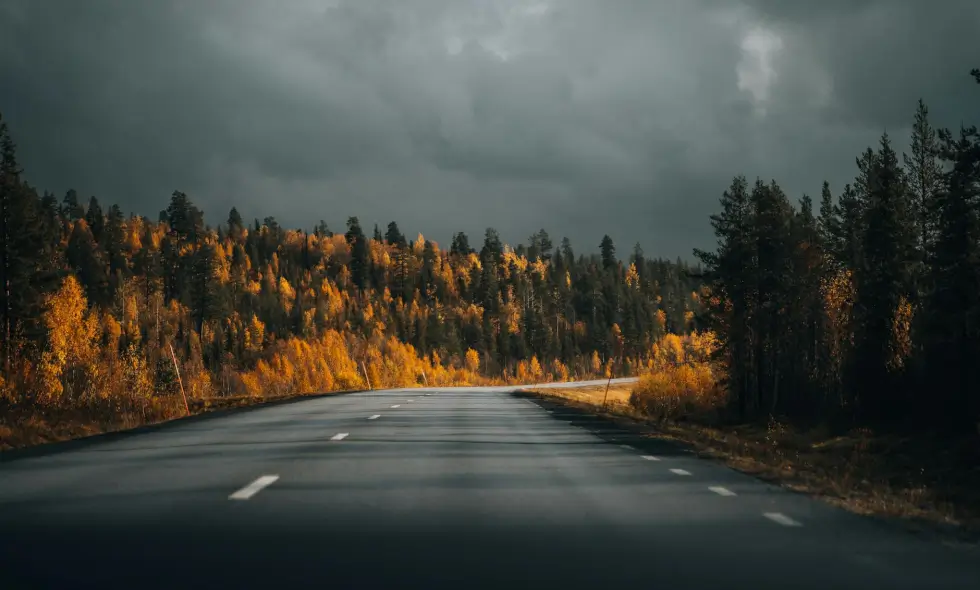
[1,383,978,589]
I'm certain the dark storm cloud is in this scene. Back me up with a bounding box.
[1,1,978,258]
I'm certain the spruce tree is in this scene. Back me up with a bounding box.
[0,115,46,366]
[852,133,916,420]
[923,125,980,428]
[599,235,616,270]
[694,175,755,418]
[190,241,226,335]
[61,189,85,221]
[104,204,128,277]
[751,179,795,415]
[903,100,944,264]
[227,207,244,241]
[386,221,406,247]
[345,216,369,290]
[85,196,105,243]
[67,219,110,307]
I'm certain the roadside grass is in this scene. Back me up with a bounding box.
[0,390,346,451]
[532,383,634,409]
[526,383,980,543]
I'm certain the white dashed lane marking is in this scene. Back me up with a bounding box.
[368,414,381,420]
[330,433,349,441]
[391,404,401,408]
[709,486,737,496]
[764,512,802,527]
[229,475,279,500]
[669,468,692,476]
[641,455,660,461]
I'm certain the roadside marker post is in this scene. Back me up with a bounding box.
[169,343,190,416]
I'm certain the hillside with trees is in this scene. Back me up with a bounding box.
[0,116,700,446]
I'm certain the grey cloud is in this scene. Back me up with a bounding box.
[1,0,978,259]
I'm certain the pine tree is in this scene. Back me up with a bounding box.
[535,228,553,260]
[227,207,244,241]
[600,235,616,270]
[0,115,47,368]
[38,192,62,248]
[61,189,85,221]
[631,243,645,280]
[345,216,369,290]
[694,175,755,418]
[560,237,575,270]
[315,220,332,238]
[166,191,204,244]
[852,133,916,420]
[903,100,944,263]
[386,221,406,247]
[751,179,795,416]
[67,220,110,308]
[923,124,980,429]
[817,181,840,265]
[834,183,863,271]
[103,204,128,277]
[789,193,826,414]
[190,241,227,335]
[85,196,105,244]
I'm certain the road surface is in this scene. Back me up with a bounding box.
[1,383,978,589]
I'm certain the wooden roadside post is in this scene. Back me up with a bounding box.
[169,343,190,416]
[361,361,372,390]
[602,360,614,409]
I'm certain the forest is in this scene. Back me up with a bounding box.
[1,69,977,446]
[0,112,700,439]
[695,69,980,433]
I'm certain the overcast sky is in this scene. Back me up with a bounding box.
[1,1,978,258]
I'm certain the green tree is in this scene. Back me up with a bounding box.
[0,114,47,368]
[189,241,227,335]
[903,99,944,265]
[479,228,503,266]
[61,189,85,221]
[85,196,105,244]
[599,235,616,270]
[851,133,917,420]
[166,190,204,244]
[67,219,109,308]
[345,216,369,290]
[103,204,128,277]
[227,207,244,241]
[922,124,980,429]
[386,221,406,247]
[751,179,795,416]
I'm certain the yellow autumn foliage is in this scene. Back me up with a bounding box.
[36,275,102,404]
[465,348,480,373]
[630,331,723,421]
[245,315,265,353]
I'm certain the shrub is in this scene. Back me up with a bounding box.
[629,332,724,421]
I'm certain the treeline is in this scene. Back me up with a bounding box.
[0,111,700,412]
[696,70,980,432]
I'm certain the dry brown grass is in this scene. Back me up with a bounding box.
[528,385,980,542]
[0,389,353,452]
[529,384,634,409]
